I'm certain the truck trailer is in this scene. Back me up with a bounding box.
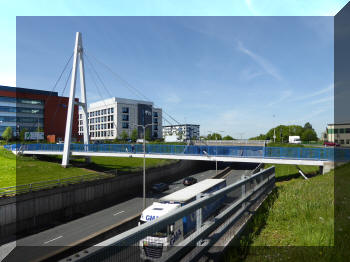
[139,179,226,260]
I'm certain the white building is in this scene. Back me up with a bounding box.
[79,97,162,141]
[162,124,200,142]
[326,123,350,147]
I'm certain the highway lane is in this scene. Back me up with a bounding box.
[5,164,256,262]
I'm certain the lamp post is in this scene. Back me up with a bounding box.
[131,123,155,210]
[208,130,224,176]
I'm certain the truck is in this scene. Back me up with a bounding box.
[289,135,301,144]
[139,179,226,261]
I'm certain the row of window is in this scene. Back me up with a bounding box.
[90,130,114,138]
[0,106,43,114]
[87,107,114,118]
[0,96,44,105]
[0,116,44,123]
[335,139,350,144]
[328,128,350,134]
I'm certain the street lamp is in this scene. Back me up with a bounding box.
[208,130,224,176]
[131,123,156,210]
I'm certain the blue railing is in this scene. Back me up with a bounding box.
[4,143,350,162]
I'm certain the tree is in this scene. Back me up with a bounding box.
[145,128,152,141]
[223,135,234,140]
[2,127,13,143]
[19,128,28,142]
[131,129,138,142]
[304,122,313,130]
[207,133,222,140]
[120,131,128,141]
[301,128,318,141]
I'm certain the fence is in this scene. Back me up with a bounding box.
[6,143,350,161]
[0,173,113,197]
[60,167,275,262]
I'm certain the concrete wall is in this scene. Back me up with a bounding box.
[0,160,208,242]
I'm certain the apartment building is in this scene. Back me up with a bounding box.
[162,124,200,142]
[326,123,350,147]
[79,97,162,141]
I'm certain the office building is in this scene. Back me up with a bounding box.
[0,85,79,140]
[79,97,162,140]
[326,123,350,147]
[162,124,200,142]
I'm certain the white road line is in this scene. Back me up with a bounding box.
[43,236,62,244]
[113,211,125,216]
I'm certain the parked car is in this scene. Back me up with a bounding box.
[183,177,198,186]
[151,183,169,193]
[324,141,340,147]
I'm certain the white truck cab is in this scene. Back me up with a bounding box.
[139,179,226,261]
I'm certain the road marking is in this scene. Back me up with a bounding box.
[43,236,62,244]
[113,211,125,216]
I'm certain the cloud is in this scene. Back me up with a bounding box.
[267,90,293,107]
[164,93,181,104]
[310,96,333,105]
[237,41,282,80]
[292,84,333,102]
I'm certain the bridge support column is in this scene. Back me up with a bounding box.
[62,32,89,167]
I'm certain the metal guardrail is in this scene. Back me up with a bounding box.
[60,167,275,262]
[5,143,350,161]
[193,139,270,146]
[0,173,113,197]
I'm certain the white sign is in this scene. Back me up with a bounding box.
[25,132,44,140]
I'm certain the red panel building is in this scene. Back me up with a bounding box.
[0,85,79,141]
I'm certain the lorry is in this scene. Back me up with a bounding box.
[289,136,301,144]
[139,179,226,260]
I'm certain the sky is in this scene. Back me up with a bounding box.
[2,0,349,138]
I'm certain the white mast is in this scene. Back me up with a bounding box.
[62,32,89,167]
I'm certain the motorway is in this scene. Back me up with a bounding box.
[3,164,256,262]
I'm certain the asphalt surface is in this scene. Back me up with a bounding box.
[2,165,255,262]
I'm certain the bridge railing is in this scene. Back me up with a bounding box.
[5,143,350,161]
[60,166,275,262]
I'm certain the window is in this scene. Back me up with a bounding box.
[153,118,158,124]
[104,109,107,114]
[122,107,129,113]
[334,129,339,134]
[122,114,129,121]
[340,140,345,144]
[108,108,110,114]
[111,108,114,113]
[111,130,114,136]
[17,98,43,105]
[104,116,107,122]
[79,114,82,119]
[153,112,158,117]
[111,115,114,121]
[122,122,129,129]
[335,139,339,143]
[346,140,350,144]
[340,129,345,134]
[346,128,350,133]
[154,125,158,130]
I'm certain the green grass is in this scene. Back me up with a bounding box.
[69,156,178,173]
[0,147,178,188]
[225,163,336,262]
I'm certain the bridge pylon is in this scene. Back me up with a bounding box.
[62,32,89,167]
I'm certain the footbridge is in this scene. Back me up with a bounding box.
[6,143,349,167]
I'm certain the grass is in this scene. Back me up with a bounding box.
[225,163,336,262]
[0,147,177,188]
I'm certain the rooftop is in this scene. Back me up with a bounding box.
[0,85,58,96]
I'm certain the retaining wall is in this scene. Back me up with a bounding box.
[0,160,208,241]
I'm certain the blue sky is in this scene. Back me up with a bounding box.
[2,1,349,138]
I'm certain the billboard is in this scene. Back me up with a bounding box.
[25,132,44,140]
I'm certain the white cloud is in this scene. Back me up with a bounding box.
[310,96,333,105]
[267,89,293,107]
[237,41,282,80]
[292,84,333,102]
[164,93,181,104]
